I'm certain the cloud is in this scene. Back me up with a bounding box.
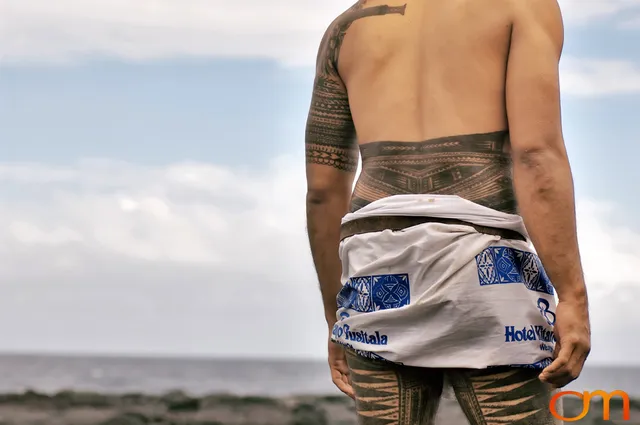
[0,157,330,358]
[0,158,638,362]
[0,0,349,66]
[1,0,639,66]
[560,58,640,96]
[0,157,311,276]
[558,0,640,24]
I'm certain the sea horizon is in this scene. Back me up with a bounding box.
[0,352,637,398]
[1,350,637,368]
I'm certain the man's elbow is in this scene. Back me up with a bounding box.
[511,135,569,169]
[307,187,338,205]
[306,184,352,206]
[511,136,574,197]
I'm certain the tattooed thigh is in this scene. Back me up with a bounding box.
[447,367,562,425]
[345,350,444,425]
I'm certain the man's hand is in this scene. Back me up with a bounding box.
[328,336,355,399]
[539,300,591,388]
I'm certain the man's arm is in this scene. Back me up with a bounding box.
[506,0,590,386]
[305,30,359,328]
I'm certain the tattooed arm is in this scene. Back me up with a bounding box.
[305,27,359,327]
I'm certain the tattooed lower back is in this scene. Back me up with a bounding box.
[351,131,517,214]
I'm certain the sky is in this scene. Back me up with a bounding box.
[0,0,639,364]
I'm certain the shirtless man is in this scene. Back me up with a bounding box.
[305,0,590,423]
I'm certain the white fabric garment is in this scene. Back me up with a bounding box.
[331,194,557,369]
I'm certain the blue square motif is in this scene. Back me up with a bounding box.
[475,247,555,295]
[337,273,410,312]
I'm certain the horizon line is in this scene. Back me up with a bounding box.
[0,350,636,368]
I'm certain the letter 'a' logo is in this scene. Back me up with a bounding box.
[550,390,630,422]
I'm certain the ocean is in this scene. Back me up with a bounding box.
[0,354,638,397]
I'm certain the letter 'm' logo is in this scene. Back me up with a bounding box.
[550,390,630,422]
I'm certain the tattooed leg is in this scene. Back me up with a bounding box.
[447,367,562,425]
[346,350,444,424]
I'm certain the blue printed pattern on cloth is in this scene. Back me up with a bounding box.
[510,357,554,369]
[337,342,394,363]
[337,274,410,313]
[475,247,555,295]
[354,349,389,362]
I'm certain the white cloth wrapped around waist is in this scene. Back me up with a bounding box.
[332,194,557,369]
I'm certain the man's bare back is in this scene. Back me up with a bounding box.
[308,0,517,212]
[305,1,590,423]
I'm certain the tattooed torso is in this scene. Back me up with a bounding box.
[305,0,516,213]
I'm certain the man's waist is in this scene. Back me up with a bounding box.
[340,215,526,241]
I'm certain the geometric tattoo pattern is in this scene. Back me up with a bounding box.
[304,2,517,215]
[305,2,407,173]
[346,351,561,425]
[448,367,561,425]
[351,131,517,214]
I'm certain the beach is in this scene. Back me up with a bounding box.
[0,390,638,425]
[0,355,638,424]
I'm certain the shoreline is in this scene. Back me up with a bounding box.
[0,390,355,425]
[0,390,637,424]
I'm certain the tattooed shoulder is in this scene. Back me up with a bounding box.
[305,1,408,172]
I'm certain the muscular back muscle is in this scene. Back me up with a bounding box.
[306,0,516,213]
